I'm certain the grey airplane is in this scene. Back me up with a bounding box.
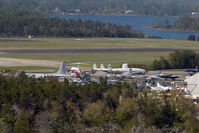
[146,75,163,81]
[146,71,163,81]
[132,75,147,80]
[184,66,199,75]
[158,71,178,80]
[25,61,72,78]
[146,71,178,81]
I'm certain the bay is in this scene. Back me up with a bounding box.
[51,14,199,40]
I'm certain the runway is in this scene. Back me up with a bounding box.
[0,48,182,53]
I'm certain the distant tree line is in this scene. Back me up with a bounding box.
[174,16,199,32]
[186,34,199,41]
[127,50,199,70]
[0,8,144,38]
[0,72,198,132]
[150,50,199,70]
[0,8,44,18]
[153,16,199,33]
[1,0,199,16]
[152,19,173,29]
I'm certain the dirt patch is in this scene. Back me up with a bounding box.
[0,58,60,67]
[74,38,84,41]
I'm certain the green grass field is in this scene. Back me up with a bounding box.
[0,38,199,68]
[0,52,167,66]
[1,38,199,50]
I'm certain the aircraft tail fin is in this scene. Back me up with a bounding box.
[108,64,112,70]
[156,70,161,76]
[100,64,105,70]
[122,63,128,69]
[93,64,97,70]
[56,61,66,74]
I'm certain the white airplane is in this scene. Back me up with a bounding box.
[93,63,146,75]
[25,61,72,78]
[93,64,109,71]
[107,63,146,75]
[92,64,111,75]
[70,66,92,78]
[115,68,142,79]
[156,82,172,91]
[108,69,147,80]
[147,82,171,92]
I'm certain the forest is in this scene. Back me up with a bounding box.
[0,8,144,38]
[1,0,199,16]
[151,50,199,70]
[0,72,199,132]
[153,16,199,32]
[128,50,199,70]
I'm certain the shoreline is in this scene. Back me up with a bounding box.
[141,26,199,33]
[51,13,179,18]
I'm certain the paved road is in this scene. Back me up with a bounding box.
[0,48,182,53]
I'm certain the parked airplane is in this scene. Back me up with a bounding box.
[158,71,178,80]
[93,64,99,71]
[146,82,171,92]
[107,64,146,74]
[146,75,163,81]
[93,64,109,72]
[156,82,172,91]
[184,66,199,75]
[116,68,147,80]
[132,75,147,80]
[146,71,178,81]
[93,63,146,75]
[146,71,163,81]
[25,61,72,78]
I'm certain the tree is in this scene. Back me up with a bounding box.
[187,34,196,41]
[82,100,111,126]
[151,59,162,70]
[115,98,139,124]
[150,56,170,70]
[14,113,35,133]
[159,56,170,69]
[169,50,196,68]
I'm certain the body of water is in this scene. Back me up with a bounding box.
[51,14,199,40]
